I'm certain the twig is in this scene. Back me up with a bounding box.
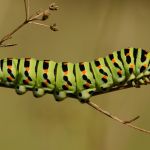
[24,0,29,20]
[0,43,17,47]
[0,21,27,47]
[29,22,58,31]
[87,101,150,134]
[29,21,51,28]
[0,0,59,47]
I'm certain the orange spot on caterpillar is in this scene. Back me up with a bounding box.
[130,64,134,68]
[144,64,147,68]
[64,71,68,75]
[7,76,13,81]
[97,65,102,69]
[82,70,86,74]
[26,67,30,71]
[112,58,115,63]
[117,70,122,75]
[44,69,48,73]
[125,53,130,56]
[7,65,12,69]
[103,75,107,79]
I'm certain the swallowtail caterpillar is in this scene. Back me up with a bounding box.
[1,47,150,103]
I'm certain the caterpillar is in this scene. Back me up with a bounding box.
[0,47,150,102]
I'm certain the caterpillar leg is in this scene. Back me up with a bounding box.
[127,80,140,88]
[138,77,150,85]
[138,78,146,84]
[54,91,67,101]
[33,88,45,97]
[127,74,136,82]
[77,88,96,103]
[144,76,150,83]
[129,77,149,88]
[15,85,27,95]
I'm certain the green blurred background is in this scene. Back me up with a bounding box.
[0,0,150,149]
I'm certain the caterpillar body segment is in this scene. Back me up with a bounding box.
[134,49,150,83]
[2,58,18,86]
[33,60,56,97]
[75,62,96,100]
[90,57,114,91]
[16,58,37,95]
[55,62,76,101]
[105,51,126,84]
[120,48,136,82]
[1,48,150,102]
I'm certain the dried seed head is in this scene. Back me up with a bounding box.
[49,3,59,11]
[42,14,49,20]
[42,11,50,21]
[50,23,58,31]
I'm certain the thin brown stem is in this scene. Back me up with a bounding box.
[0,43,17,47]
[87,101,150,134]
[24,0,29,20]
[29,21,50,28]
[0,21,28,46]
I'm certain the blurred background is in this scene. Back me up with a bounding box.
[0,0,150,149]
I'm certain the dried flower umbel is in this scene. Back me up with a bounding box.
[0,0,58,47]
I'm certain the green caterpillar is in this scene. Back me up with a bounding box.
[1,47,150,102]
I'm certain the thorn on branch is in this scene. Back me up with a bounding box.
[123,115,140,124]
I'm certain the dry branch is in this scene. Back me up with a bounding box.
[87,101,150,134]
